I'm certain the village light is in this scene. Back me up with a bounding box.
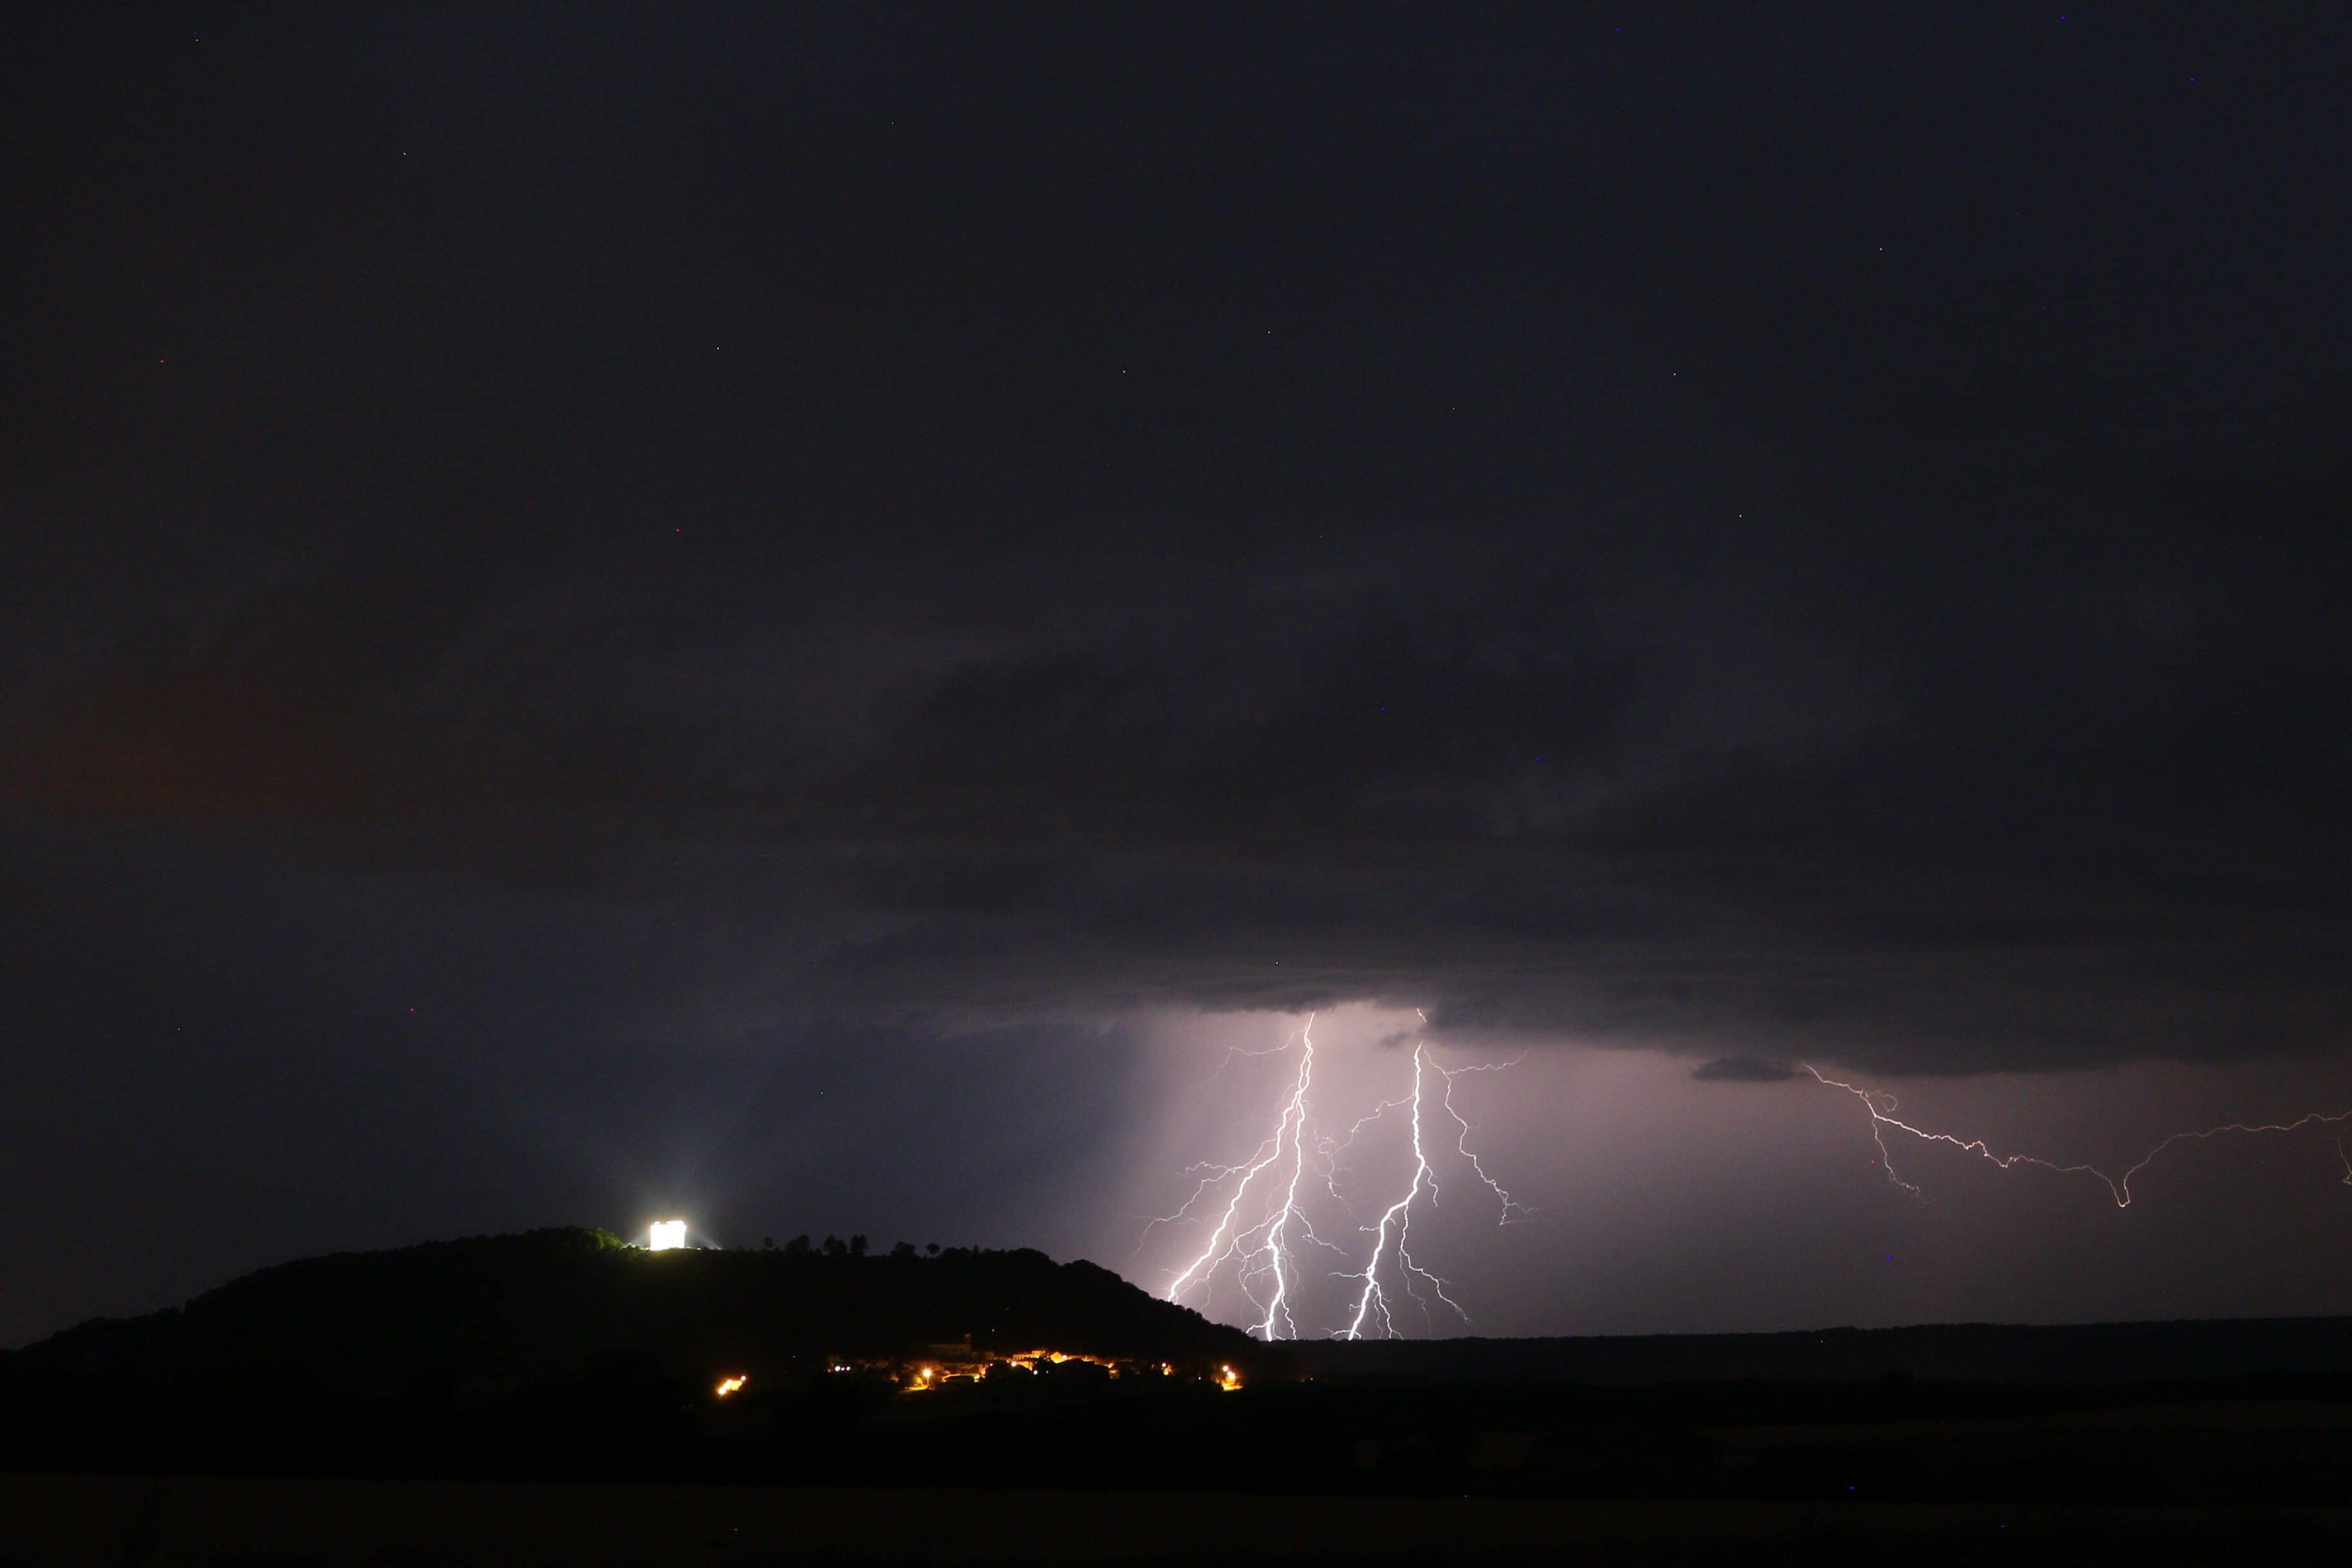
[649,1219,689,1251]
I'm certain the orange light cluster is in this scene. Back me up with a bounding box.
[714,1375,747,1397]
[886,1350,1233,1391]
[1004,1348,1119,1373]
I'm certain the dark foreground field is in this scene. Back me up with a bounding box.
[9,1473,2352,1567]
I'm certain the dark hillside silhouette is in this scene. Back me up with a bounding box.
[12,1228,1258,1382]
[0,1230,1274,1484]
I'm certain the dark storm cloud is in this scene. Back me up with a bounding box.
[8,5,2352,1084]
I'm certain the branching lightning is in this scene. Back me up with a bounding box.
[1436,1054,1533,1225]
[1158,1015,1321,1338]
[1339,1043,1451,1338]
[1808,1064,2352,1206]
[1152,1011,1527,1340]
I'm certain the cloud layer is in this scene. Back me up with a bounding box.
[5,9,2351,1077]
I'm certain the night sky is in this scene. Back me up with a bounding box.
[8,7,2352,1346]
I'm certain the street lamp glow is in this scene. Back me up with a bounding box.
[649,1219,689,1251]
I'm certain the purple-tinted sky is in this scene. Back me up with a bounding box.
[6,6,2352,1346]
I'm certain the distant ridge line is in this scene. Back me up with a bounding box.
[1293,1315,2352,1385]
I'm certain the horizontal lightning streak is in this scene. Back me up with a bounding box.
[1807,1064,2352,1207]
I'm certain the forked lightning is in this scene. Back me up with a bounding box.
[1808,1064,2352,1204]
[1153,1013,1525,1340]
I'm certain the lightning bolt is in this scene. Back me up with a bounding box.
[1436,1053,1533,1226]
[1340,1042,1449,1338]
[1155,1010,1525,1340]
[1336,1037,1538,1338]
[1808,1064,2352,1207]
[1252,1013,1318,1340]
[1160,1014,1322,1338]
